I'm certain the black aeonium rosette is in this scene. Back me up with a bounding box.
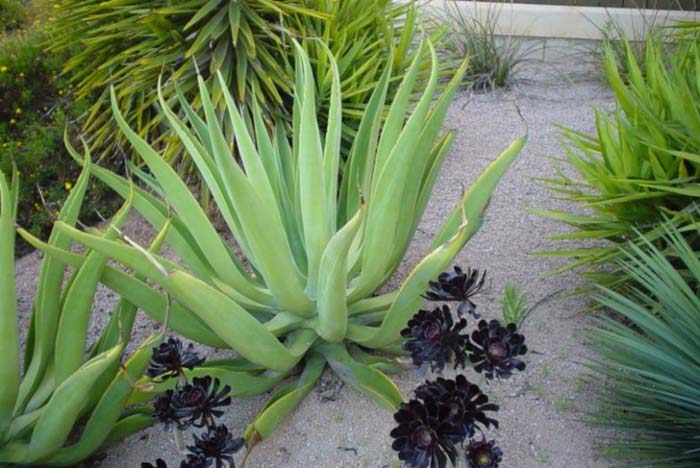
[187,424,245,468]
[467,319,527,379]
[465,438,503,468]
[153,389,179,430]
[424,267,487,318]
[401,305,469,373]
[171,376,232,429]
[179,452,210,468]
[141,459,168,468]
[147,337,206,381]
[390,398,463,468]
[414,375,499,440]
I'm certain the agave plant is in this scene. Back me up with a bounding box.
[589,217,700,466]
[0,164,169,465]
[29,42,524,450]
[48,0,440,167]
[534,37,700,289]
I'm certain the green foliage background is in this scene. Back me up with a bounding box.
[48,0,441,168]
[535,36,700,289]
[589,220,700,466]
[0,0,26,33]
[0,7,120,255]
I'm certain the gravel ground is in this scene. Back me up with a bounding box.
[13,55,615,467]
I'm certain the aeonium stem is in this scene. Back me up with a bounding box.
[239,430,261,468]
[173,428,186,456]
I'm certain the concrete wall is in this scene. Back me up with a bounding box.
[424,0,699,39]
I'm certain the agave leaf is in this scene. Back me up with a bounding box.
[294,40,331,292]
[24,344,124,463]
[213,75,313,315]
[339,50,392,224]
[0,168,19,439]
[351,43,441,300]
[17,228,228,348]
[46,335,162,465]
[14,159,91,416]
[102,413,153,448]
[316,203,365,342]
[49,223,304,372]
[432,135,527,248]
[349,214,472,349]
[243,353,325,443]
[318,343,403,412]
[109,88,258,297]
[53,188,133,385]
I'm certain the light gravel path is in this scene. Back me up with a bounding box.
[14,58,615,468]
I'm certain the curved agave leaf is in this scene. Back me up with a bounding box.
[318,343,403,412]
[13,160,92,417]
[243,353,325,444]
[0,167,19,440]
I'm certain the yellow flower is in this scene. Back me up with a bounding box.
[0,66,7,72]
[15,108,21,115]
[64,181,73,191]
[58,90,64,95]
[9,118,15,125]
[34,203,41,210]
[19,72,24,77]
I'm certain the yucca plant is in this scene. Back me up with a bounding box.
[47,0,438,168]
[0,163,169,466]
[589,217,700,466]
[28,42,525,451]
[534,37,700,288]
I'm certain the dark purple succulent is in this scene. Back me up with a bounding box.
[424,266,487,318]
[414,375,499,440]
[179,452,212,468]
[171,376,232,429]
[401,305,469,373]
[187,424,245,468]
[468,319,527,379]
[153,389,178,430]
[147,337,206,381]
[466,438,503,468]
[390,398,462,468]
[142,459,168,468]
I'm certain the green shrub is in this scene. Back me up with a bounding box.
[597,10,661,83]
[48,0,441,167]
[534,37,700,288]
[589,218,700,466]
[0,0,26,34]
[34,42,525,449]
[430,1,535,90]
[0,29,120,255]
